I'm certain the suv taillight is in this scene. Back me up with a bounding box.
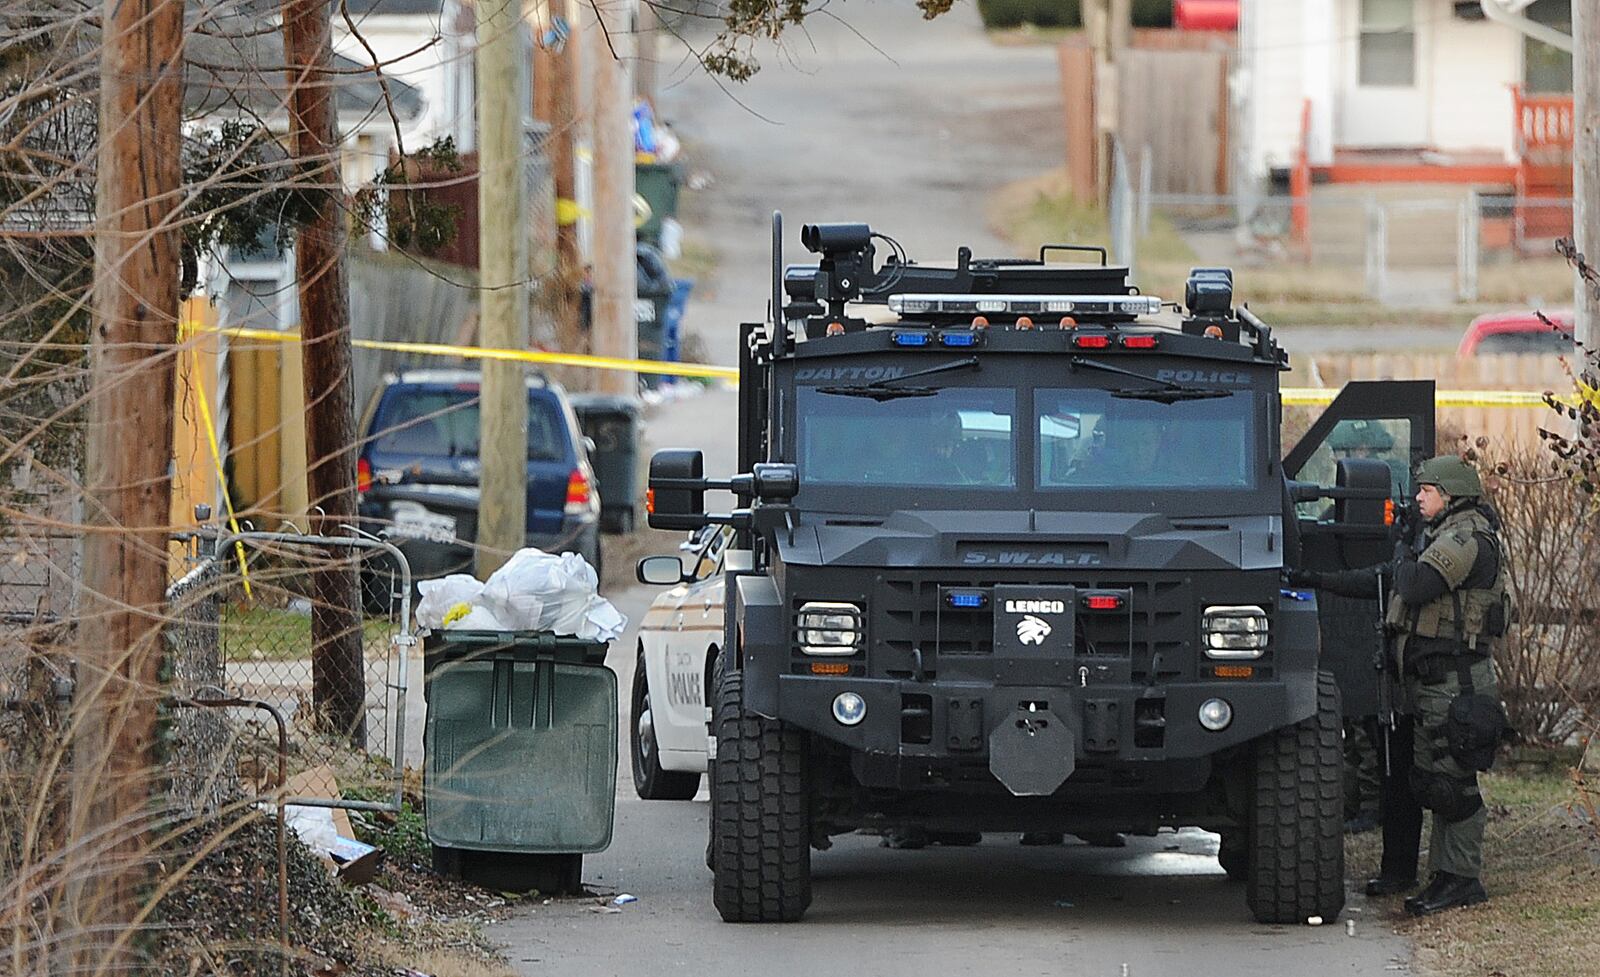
[357,457,373,495]
[565,468,591,512]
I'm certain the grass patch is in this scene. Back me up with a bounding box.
[987,169,1196,285]
[221,603,395,661]
[1358,763,1600,977]
[670,236,719,284]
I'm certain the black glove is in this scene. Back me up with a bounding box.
[1394,502,1423,548]
[1285,568,1324,589]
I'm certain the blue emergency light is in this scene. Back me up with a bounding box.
[945,590,988,609]
[891,330,932,347]
[939,330,980,348]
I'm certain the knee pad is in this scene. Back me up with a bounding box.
[1410,768,1483,824]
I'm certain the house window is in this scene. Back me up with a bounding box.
[1523,0,1572,94]
[1359,0,1416,87]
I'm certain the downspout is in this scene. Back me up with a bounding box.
[1479,0,1573,53]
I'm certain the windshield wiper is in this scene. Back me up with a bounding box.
[816,356,980,400]
[1070,356,1230,403]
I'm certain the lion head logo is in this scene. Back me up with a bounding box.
[1016,614,1052,646]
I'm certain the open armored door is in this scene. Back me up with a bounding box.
[1283,380,1435,718]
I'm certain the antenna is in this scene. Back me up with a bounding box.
[771,211,786,357]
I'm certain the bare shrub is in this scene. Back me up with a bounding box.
[1475,447,1600,746]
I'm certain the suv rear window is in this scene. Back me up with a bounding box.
[372,389,568,461]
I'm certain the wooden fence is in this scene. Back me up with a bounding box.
[1287,353,1574,450]
[1058,30,1234,204]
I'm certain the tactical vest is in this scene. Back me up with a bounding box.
[1383,504,1509,650]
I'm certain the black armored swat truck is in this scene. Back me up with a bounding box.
[642,217,1434,925]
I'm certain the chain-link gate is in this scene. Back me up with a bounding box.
[168,529,414,813]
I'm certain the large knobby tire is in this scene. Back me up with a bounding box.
[710,661,812,922]
[1245,670,1347,924]
[631,649,701,800]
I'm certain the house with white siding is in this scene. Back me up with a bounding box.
[331,0,481,185]
[1235,0,1572,188]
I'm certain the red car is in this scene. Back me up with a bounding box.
[1457,309,1574,356]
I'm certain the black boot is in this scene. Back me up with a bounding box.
[1019,832,1064,846]
[1403,873,1448,914]
[1365,873,1418,897]
[1406,872,1487,917]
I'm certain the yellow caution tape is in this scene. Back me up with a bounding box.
[178,319,254,596]
[1283,388,1560,408]
[218,326,741,382]
[214,326,1574,408]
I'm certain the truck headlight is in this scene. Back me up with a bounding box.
[1202,605,1268,659]
[797,601,862,655]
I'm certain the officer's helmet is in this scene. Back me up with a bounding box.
[1328,419,1395,454]
[1415,454,1483,498]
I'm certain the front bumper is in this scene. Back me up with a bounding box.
[777,673,1302,793]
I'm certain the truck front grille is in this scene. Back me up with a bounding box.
[870,574,1195,683]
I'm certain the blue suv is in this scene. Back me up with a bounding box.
[357,370,602,598]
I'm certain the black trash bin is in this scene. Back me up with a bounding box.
[635,243,673,387]
[568,393,641,534]
[423,629,616,894]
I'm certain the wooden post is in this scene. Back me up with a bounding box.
[284,0,364,740]
[68,0,185,966]
[1575,0,1600,359]
[476,0,531,578]
[534,0,584,360]
[588,0,636,395]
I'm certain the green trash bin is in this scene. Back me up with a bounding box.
[423,629,616,893]
[634,162,680,246]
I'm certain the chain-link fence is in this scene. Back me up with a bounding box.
[166,530,414,814]
[1107,167,1577,310]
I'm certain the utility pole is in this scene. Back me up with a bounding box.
[68,0,184,967]
[588,0,637,395]
[476,0,531,577]
[533,0,584,359]
[1576,0,1599,359]
[284,0,364,739]
[1083,0,1129,207]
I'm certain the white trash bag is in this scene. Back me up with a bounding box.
[415,574,485,630]
[481,548,626,642]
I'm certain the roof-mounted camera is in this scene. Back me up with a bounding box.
[801,222,876,318]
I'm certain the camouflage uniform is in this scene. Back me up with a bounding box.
[1293,455,1508,915]
[1384,497,1507,890]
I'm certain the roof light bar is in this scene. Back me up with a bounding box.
[888,294,1162,317]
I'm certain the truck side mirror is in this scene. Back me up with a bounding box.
[1334,457,1390,526]
[648,449,707,530]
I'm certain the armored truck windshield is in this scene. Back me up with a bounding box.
[798,380,1258,491]
[788,353,1272,514]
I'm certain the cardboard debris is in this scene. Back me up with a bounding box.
[281,766,383,884]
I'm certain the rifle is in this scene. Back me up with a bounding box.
[1373,569,1395,778]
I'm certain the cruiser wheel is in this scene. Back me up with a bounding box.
[630,648,701,800]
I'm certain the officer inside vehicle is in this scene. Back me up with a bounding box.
[1291,456,1508,916]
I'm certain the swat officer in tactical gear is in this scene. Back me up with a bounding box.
[1290,455,1509,916]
